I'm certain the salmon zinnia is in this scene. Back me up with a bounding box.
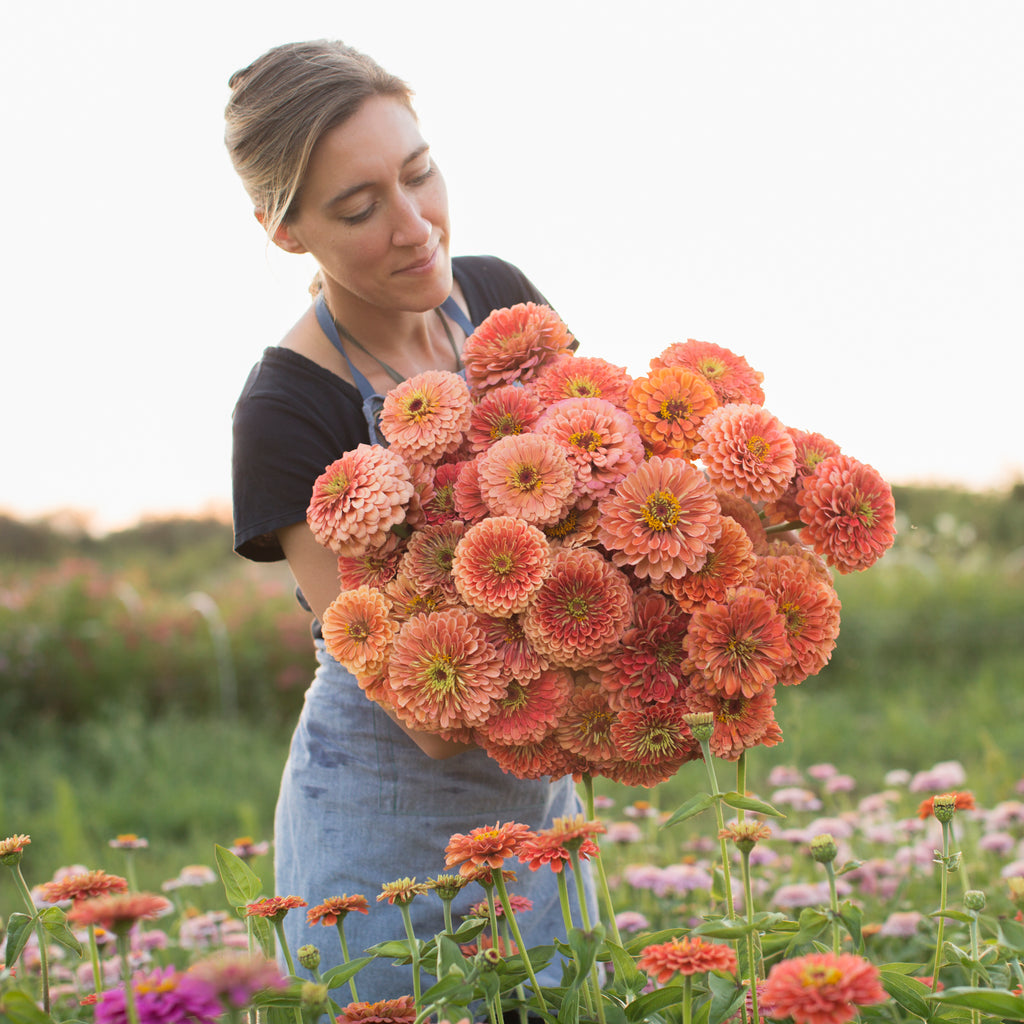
[322,586,396,675]
[379,369,473,465]
[637,936,738,982]
[477,432,576,526]
[760,952,888,1024]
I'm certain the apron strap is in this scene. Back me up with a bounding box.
[314,293,377,402]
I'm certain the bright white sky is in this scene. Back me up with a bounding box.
[4,1,1022,533]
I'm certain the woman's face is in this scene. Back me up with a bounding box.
[277,94,452,316]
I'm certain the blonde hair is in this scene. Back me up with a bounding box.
[224,40,413,240]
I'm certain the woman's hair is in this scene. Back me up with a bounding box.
[225,40,413,240]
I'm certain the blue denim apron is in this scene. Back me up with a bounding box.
[275,297,594,1000]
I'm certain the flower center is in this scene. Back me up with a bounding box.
[726,636,758,665]
[568,429,603,452]
[641,491,681,531]
[568,378,601,397]
[490,414,524,440]
[746,435,769,461]
[659,398,693,421]
[636,724,676,758]
[424,656,458,693]
[404,394,435,420]
[324,472,350,496]
[501,682,530,710]
[566,594,591,620]
[698,358,726,380]
[512,465,542,492]
[545,508,580,539]
[800,964,844,987]
[488,552,515,576]
[136,978,178,995]
[781,600,805,635]
[346,623,370,642]
[854,499,877,526]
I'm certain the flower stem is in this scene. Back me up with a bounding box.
[824,861,841,954]
[398,902,423,1007]
[931,820,951,992]
[740,849,761,1022]
[334,921,359,1003]
[493,870,547,1013]
[581,774,623,947]
[682,973,693,1024]
[116,932,141,1024]
[969,911,981,1024]
[88,924,105,994]
[698,738,735,916]
[10,864,51,1012]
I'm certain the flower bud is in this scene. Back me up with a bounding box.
[297,944,321,970]
[810,834,838,864]
[931,793,957,823]
[963,890,986,912]
[683,712,715,742]
[300,982,328,1008]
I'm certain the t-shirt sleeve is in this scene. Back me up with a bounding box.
[231,354,368,561]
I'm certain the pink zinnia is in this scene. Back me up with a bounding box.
[695,403,797,503]
[379,369,472,465]
[597,456,723,582]
[475,668,573,746]
[554,680,619,766]
[466,385,542,454]
[477,432,576,526]
[307,445,413,557]
[796,454,896,573]
[685,585,792,698]
[761,952,888,1024]
[627,366,719,456]
[451,515,551,617]
[541,503,602,549]
[387,607,506,732]
[451,456,489,524]
[535,396,645,503]
[610,704,699,771]
[521,547,634,668]
[658,515,758,609]
[755,554,842,686]
[322,586,396,675]
[716,489,769,554]
[421,461,466,524]
[400,520,466,597]
[764,428,843,524]
[529,355,633,409]
[650,339,766,406]
[337,533,404,590]
[481,732,580,781]
[463,302,575,394]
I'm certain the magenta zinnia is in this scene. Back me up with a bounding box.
[307,444,414,557]
[379,369,472,465]
[477,432,576,526]
[94,966,222,1024]
[597,456,723,582]
[685,585,792,698]
[387,607,506,732]
[322,586,396,675]
[521,547,634,667]
[536,395,645,503]
[760,952,888,1024]
[650,339,766,406]
[463,302,575,393]
[695,403,797,503]
[451,515,551,616]
[796,454,896,573]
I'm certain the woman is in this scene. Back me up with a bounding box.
[225,40,593,1001]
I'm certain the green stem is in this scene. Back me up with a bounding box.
[398,903,423,1007]
[682,973,693,1024]
[10,864,51,1012]
[556,870,575,935]
[736,753,747,821]
[493,871,548,1013]
[581,774,623,947]
[969,911,981,1024]
[931,820,951,992]
[764,518,804,535]
[272,918,303,1024]
[88,924,105,994]
[441,897,455,937]
[116,932,141,1024]
[824,861,840,955]
[740,850,761,1022]
[698,738,735,917]
[334,920,359,1003]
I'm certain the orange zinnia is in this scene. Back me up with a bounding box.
[761,952,888,1024]
[627,366,718,455]
[444,822,536,876]
[637,936,737,982]
[918,791,976,820]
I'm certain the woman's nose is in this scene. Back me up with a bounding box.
[391,192,432,248]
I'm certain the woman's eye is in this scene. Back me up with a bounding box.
[341,205,375,225]
[408,165,435,186]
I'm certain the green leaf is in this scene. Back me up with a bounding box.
[602,938,643,991]
[929,986,1024,1019]
[879,970,933,1019]
[248,914,274,959]
[622,928,690,953]
[436,934,471,981]
[663,792,718,827]
[836,900,863,951]
[365,938,417,961]
[834,859,864,877]
[451,918,487,942]
[707,973,745,1024]
[997,916,1024,954]
[38,905,83,956]
[0,989,58,1024]
[250,984,304,1009]
[625,985,684,1021]
[721,791,786,817]
[692,917,762,939]
[3,913,36,970]
[321,957,373,989]
[929,908,973,924]
[567,925,603,984]
[214,843,264,907]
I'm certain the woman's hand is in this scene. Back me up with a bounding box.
[277,520,476,760]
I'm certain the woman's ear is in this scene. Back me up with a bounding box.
[254,209,308,255]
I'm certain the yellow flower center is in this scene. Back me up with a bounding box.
[566,595,591,620]
[403,393,436,421]
[490,415,524,440]
[488,552,515,576]
[424,656,458,693]
[641,491,681,531]
[698,358,726,380]
[568,429,603,452]
[512,465,542,492]
[501,682,530,710]
[346,622,370,642]
[324,472,350,496]
[854,500,877,526]
[746,435,769,461]
[568,378,601,397]
[136,978,178,995]
[800,964,844,988]
[659,398,693,421]
[636,725,676,757]
[781,601,805,634]
[545,509,580,539]
[726,636,757,665]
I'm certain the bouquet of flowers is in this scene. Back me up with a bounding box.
[306,303,896,786]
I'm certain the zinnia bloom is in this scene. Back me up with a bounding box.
[918,791,976,820]
[536,396,645,503]
[541,502,602,548]
[627,366,718,455]
[421,460,467,524]
[322,586,396,675]
[451,456,489,524]
[243,895,307,921]
[306,895,370,926]
[636,936,738,983]
[554,679,619,766]
[650,338,766,406]
[685,585,792,698]
[94,966,222,1024]
[444,822,536,876]
[187,951,288,1008]
[521,547,634,668]
[475,668,572,746]
[764,428,843,524]
[335,995,418,1023]
[610,704,699,771]
[597,456,723,582]
[517,832,600,873]
[463,302,575,393]
[530,355,633,409]
[695,403,797,503]
[451,515,551,616]
[108,834,148,850]
[386,607,506,732]
[67,893,172,931]
[754,554,842,686]
[307,445,414,557]
[400,520,466,597]
[0,834,31,860]
[796,454,897,573]
[658,515,757,609]
[337,532,405,590]
[41,869,128,904]
[379,369,472,465]
[681,685,782,761]
[480,733,580,781]
[760,952,888,1024]
[466,384,542,454]
[716,490,769,554]
[477,432,576,526]
[477,613,548,682]
[376,878,430,905]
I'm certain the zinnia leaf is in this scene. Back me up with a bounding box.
[721,791,786,817]
[928,986,1024,1019]
[878,970,933,1019]
[0,989,56,1024]
[214,843,263,907]
[3,912,35,970]
[998,917,1024,955]
[38,905,83,956]
[662,792,718,827]
[321,957,374,990]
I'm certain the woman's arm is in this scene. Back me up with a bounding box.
[277,520,476,760]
